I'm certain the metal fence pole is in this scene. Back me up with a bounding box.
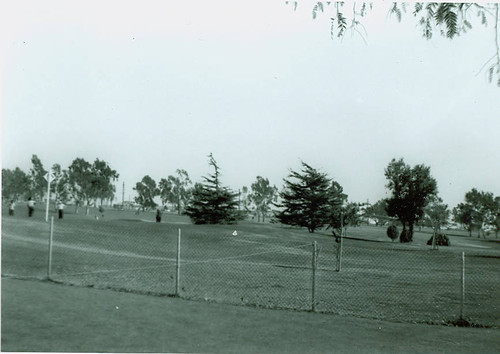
[311,241,317,312]
[47,216,54,279]
[460,251,465,319]
[175,228,181,297]
[338,230,344,272]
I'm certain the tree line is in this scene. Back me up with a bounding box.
[133,153,280,225]
[2,155,118,215]
[3,154,499,240]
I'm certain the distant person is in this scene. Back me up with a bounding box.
[9,200,15,216]
[99,205,104,218]
[156,209,162,223]
[27,197,35,217]
[57,201,65,219]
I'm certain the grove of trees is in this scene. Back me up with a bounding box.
[3,155,119,215]
[159,169,192,215]
[2,167,30,201]
[453,189,499,238]
[68,158,119,214]
[3,153,499,241]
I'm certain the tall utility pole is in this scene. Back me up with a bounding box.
[122,181,125,209]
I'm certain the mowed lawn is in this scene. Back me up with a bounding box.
[2,204,500,327]
[2,277,500,353]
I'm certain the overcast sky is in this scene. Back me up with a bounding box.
[1,1,499,207]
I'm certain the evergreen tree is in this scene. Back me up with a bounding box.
[275,162,343,233]
[185,153,240,224]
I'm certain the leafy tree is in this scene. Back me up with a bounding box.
[453,202,475,237]
[68,158,119,214]
[159,169,192,214]
[328,200,360,238]
[424,196,450,247]
[90,159,119,207]
[28,154,48,200]
[275,162,343,233]
[50,163,70,204]
[384,158,437,243]
[134,175,159,211]
[454,188,496,238]
[248,176,278,222]
[2,167,30,201]
[68,158,93,214]
[364,199,389,226]
[293,2,500,86]
[493,196,500,239]
[238,186,251,213]
[185,153,240,224]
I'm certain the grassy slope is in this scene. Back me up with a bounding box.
[2,206,500,326]
[2,277,499,353]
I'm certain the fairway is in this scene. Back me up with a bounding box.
[2,206,500,327]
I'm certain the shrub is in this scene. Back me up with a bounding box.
[427,233,451,246]
[386,225,399,242]
[400,229,412,243]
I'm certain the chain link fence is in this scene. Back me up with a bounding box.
[2,215,499,327]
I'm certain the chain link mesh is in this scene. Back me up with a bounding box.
[2,214,499,327]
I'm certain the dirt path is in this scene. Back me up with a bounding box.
[2,277,499,353]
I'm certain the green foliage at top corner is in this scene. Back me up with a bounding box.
[293,1,500,86]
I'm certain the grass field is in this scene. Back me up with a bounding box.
[3,277,500,353]
[2,203,500,327]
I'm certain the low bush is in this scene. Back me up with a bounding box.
[426,233,451,246]
[386,225,398,242]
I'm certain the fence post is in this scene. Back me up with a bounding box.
[460,251,465,319]
[311,241,317,312]
[337,230,344,272]
[47,216,54,280]
[175,228,181,297]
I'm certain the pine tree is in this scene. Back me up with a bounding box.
[185,153,240,224]
[276,162,341,233]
